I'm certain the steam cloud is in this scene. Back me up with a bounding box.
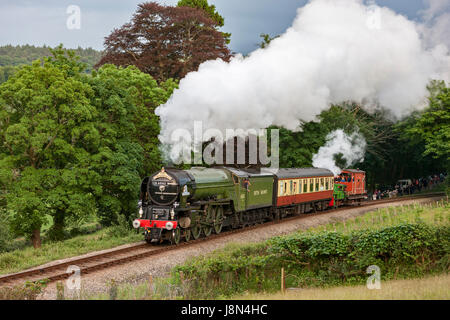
[312,129,367,176]
[156,0,450,162]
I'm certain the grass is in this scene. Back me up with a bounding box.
[234,273,450,300]
[70,199,449,300]
[0,227,142,275]
[308,199,449,235]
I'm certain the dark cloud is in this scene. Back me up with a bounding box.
[0,0,433,54]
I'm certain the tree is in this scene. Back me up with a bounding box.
[86,64,177,225]
[96,2,231,82]
[0,47,99,247]
[177,0,231,44]
[0,45,178,246]
[408,80,450,164]
[0,44,102,72]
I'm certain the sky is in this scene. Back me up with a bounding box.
[0,0,442,54]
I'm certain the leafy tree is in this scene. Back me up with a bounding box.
[177,0,231,44]
[0,44,102,72]
[0,66,17,84]
[86,64,176,225]
[0,48,99,247]
[408,80,449,165]
[96,2,231,82]
[0,46,177,246]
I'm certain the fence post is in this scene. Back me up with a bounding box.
[281,267,285,293]
[148,274,153,298]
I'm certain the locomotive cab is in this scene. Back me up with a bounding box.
[336,169,367,204]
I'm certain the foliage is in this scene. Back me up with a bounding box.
[0,47,99,245]
[86,64,176,225]
[0,44,102,72]
[259,33,279,49]
[0,280,48,300]
[407,80,450,168]
[0,65,17,84]
[96,2,231,82]
[0,206,12,252]
[273,99,447,190]
[107,214,132,238]
[169,202,449,298]
[171,222,449,299]
[0,46,176,245]
[177,0,231,44]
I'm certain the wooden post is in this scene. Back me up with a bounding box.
[281,267,285,293]
[148,274,153,298]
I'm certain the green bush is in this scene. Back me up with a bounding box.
[107,214,132,238]
[173,223,450,299]
[0,280,48,300]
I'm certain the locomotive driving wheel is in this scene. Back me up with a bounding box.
[170,228,181,245]
[213,206,224,234]
[184,228,191,242]
[202,206,214,237]
[190,224,201,240]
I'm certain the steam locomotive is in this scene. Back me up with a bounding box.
[133,167,367,244]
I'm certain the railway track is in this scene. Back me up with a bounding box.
[0,192,445,287]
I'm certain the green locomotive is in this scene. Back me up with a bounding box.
[133,166,366,244]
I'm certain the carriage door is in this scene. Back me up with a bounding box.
[355,173,363,194]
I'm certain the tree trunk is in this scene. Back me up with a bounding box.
[49,212,65,241]
[31,228,41,248]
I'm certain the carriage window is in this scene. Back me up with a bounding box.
[309,179,313,192]
[303,179,308,193]
[326,178,329,190]
[232,174,239,184]
[315,179,319,191]
[299,180,302,194]
[279,182,284,196]
[285,182,288,195]
[320,178,324,191]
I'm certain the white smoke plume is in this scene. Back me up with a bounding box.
[419,0,450,49]
[156,0,450,162]
[312,129,367,176]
